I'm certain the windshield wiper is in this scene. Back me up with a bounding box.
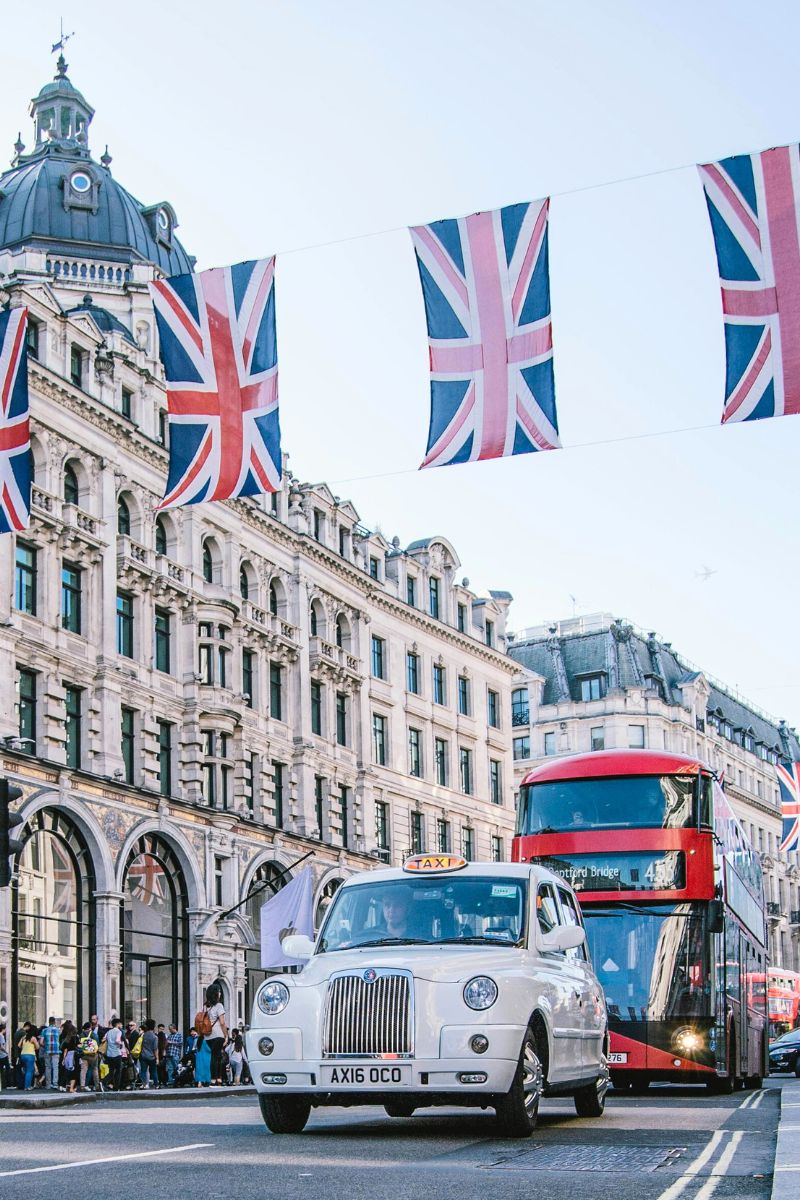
[348,937,423,949]
[432,936,521,946]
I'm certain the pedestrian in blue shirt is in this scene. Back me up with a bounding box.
[40,1017,60,1090]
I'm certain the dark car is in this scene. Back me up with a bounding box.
[768,1029,800,1076]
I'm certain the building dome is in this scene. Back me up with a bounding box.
[0,56,194,276]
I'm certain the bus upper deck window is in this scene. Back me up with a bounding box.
[698,776,713,828]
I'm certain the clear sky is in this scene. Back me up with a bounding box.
[2,1,798,728]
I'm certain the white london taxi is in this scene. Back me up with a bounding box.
[245,856,609,1136]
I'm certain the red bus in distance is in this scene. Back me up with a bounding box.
[513,749,768,1093]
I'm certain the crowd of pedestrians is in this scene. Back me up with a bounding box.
[0,987,250,1093]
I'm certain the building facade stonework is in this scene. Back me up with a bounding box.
[0,60,516,1034]
[507,614,800,971]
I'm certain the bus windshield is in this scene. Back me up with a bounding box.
[518,774,699,835]
[583,902,710,1022]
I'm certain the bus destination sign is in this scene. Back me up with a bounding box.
[538,850,686,892]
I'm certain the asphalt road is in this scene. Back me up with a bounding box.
[0,1082,782,1200]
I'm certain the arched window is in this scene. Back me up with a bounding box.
[64,464,79,506]
[117,497,131,537]
[12,808,95,1032]
[315,877,343,930]
[239,565,249,600]
[122,834,188,1030]
[310,606,318,636]
[155,517,168,556]
[244,861,289,1015]
[269,581,278,615]
[202,542,213,583]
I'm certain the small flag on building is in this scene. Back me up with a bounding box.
[149,257,281,510]
[699,144,800,424]
[0,307,31,534]
[260,866,315,968]
[410,201,560,469]
[776,760,800,853]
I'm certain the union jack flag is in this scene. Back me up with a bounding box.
[127,853,168,910]
[0,307,30,534]
[699,144,800,423]
[149,258,280,509]
[776,760,800,853]
[410,201,560,469]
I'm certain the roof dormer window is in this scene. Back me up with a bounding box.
[62,167,100,214]
[69,170,91,194]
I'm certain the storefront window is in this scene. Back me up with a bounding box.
[121,835,187,1030]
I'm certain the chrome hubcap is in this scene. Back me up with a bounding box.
[597,1052,610,1102]
[522,1044,543,1117]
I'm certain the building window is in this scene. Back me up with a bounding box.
[487,689,500,728]
[457,603,466,633]
[243,753,257,816]
[436,818,450,853]
[70,344,84,388]
[158,409,168,447]
[376,801,389,851]
[336,692,347,746]
[121,707,135,783]
[511,688,529,726]
[157,720,172,796]
[489,759,501,804]
[369,556,380,580]
[18,668,36,749]
[202,730,233,810]
[409,728,422,778]
[315,776,325,837]
[512,735,530,761]
[459,747,473,795]
[462,827,474,861]
[309,605,318,637]
[406,575,417,607]
[155,518,168,556]
[64,684,82,769]
[485,619,494,647]
[591,726,605,752]
[272,761,285,827]
[198,622,213,684]
[270,662,283,721]
[26,318,39,361]
[580,675,606,702]
[372,712,387,765]
[338,526,348,558]
[313,509,324,542]
[406,651,419,694]
[434,737,448,786]
[121,387,133,419]
[311,680,323,735]
[433,663,446,705]
[411,811,424,855]
[544,731,556,756]
[242,649,254,707]
[629,725,645,749]
[429,577,440,619]
[340,784,350,848]
[64,464,79,505]
[491,835,503,863]
[371,635,385,679]
[154,609,172,676]
[116,591,134,657]
[457,675,471,716]
[61,563,82,634]
[15,542,37,614]
[269,582,278,615]
[214,857,225,907]
[239,566,249,600]
[202,542,213,583]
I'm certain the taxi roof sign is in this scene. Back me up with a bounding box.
[403,853,468,874]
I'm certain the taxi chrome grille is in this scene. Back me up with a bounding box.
[323,970,413,1057]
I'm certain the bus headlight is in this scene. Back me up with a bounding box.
[257,981,290,1016]
[672,1027,702,1054]
[464,976,498,1010]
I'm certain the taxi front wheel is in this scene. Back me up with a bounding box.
[259,1093,311,1134]
[495,1029,543,1137]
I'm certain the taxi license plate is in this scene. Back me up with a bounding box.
[608,1052,628,1064]
[320,1064,411,1087]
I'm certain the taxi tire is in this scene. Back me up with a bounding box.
[494,1029,542,1138]
[384,1100,416,1118]
[258,1093,311,1134]
[574,1057,609,1118]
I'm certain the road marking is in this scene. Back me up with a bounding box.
[0,1142,214,1178]
[692,1132,743,1200]
[739,1094,754,1110]
[653,1131,726,1200]
[750,1091,765,1109]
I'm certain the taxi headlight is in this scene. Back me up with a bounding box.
[257,981,290,1016]
[464,976,498,1011]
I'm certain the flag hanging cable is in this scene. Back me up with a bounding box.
[219,849,315,919]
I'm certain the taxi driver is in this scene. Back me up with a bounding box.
[379,887,412,938]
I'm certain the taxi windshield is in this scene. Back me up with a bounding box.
[317,874,528,952]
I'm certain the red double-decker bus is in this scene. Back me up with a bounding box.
[513,749,768,1092]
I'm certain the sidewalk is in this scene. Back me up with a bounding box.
[0,1084,255,1110]
[772,1075,800,1200]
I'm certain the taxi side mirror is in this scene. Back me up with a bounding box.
[540,926,586,953]
[282,934,315,960]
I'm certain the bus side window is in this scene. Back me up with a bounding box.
[557,887,588,962]
[537,884,560,936]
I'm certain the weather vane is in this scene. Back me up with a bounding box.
[51,18,75,55]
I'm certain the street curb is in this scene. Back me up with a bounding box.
[771,1077,800,1200]
[0,1085,255,1110]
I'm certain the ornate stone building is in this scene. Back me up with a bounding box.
[0,59,516,1034]
[507,613,800,971]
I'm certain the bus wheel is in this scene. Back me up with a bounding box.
[258,1094,311,1134]
[744,1074,763,1090]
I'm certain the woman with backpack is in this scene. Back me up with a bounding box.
[194,1035,212,1087]
[199,983,228,1087]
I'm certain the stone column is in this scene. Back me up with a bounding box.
[93,890,124,1021]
